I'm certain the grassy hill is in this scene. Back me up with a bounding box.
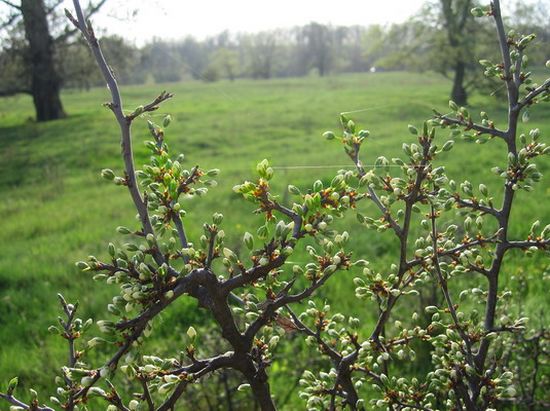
[0,72,548,407]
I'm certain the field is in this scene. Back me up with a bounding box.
[0,72,549,407]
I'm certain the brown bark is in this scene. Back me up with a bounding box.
[441,0,472,106]
[20,0,66,121]
[451,60,468,106]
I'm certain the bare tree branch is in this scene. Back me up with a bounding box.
[0,0,20,10]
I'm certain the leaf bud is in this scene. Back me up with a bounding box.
[7,377,18,395]
[75,261,90,271]
[471,7,484,17]
[425,306,438,314]
[243,232,254,250]
[101,169,115,180]
[441,140,454,152]
[212,213,223,225]
[108,243,115,257]
[113,176,126,185]
[323,131,336,140]
[186,326,197,340]
[479,184,488,196]
[288,185,301,195]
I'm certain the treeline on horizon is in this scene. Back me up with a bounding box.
[1,1,549,91]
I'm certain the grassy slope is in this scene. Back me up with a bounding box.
[0,72,548,405]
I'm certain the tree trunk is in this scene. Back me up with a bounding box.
[241,357,276,410]
[451,60,468,106]
[20,0,66,122]
[249,378,276,411]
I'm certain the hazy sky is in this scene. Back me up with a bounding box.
[74,0,428,45]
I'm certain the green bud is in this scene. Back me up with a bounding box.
[257,225,268,239]
[529,128,540,140]
[449,100,459,111]
[223,247,237,262]
[517,34,536,49]
[323,131,336,140]
[479,184,488,196]
[441,140,454,152]
[108,243,115,257]
[243,232,254,250]
[101,169,115,180]
[471,7,484,17]
[7,377,18,395]
[162,115,172,128]
[186,326,197,340]
[76,261,90,271]
[288,185,301,195]
[132,106,144,116]
[158,382,176,395]
[113,177,126,185]
[408,124,418,135]
[212,213,223,225]
[425,306,438,314]
[116,226,132,235]
[530,220,540,234]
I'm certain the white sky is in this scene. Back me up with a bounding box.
[77,0,428,45]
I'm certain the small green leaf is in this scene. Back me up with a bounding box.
[186,326,197,340]
[7,377,18,395]
[448,100,459,111]
[323,131,336,140]
[101,169,115,180]
[471,7,484,17]
[441,140,454,152]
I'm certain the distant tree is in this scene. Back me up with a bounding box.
[245,31,278,79]
[283,27,310,77]
[438,0,476,105]
[201,63,220,82]
[62,35,145,90]
[0,0,106,121]
[374,1,496,105]
[174,36,208,80]
[211,48,239,81]
[367,21,430,71]
[345,26,369,72]
[509,0,550,65]
[302,22,333,76]
[142,40,183,83]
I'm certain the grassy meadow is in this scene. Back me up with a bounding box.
[0,71,549,407]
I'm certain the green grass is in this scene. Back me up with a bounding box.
[0,72,549,407]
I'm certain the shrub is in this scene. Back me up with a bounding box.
[1,1,549,410]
